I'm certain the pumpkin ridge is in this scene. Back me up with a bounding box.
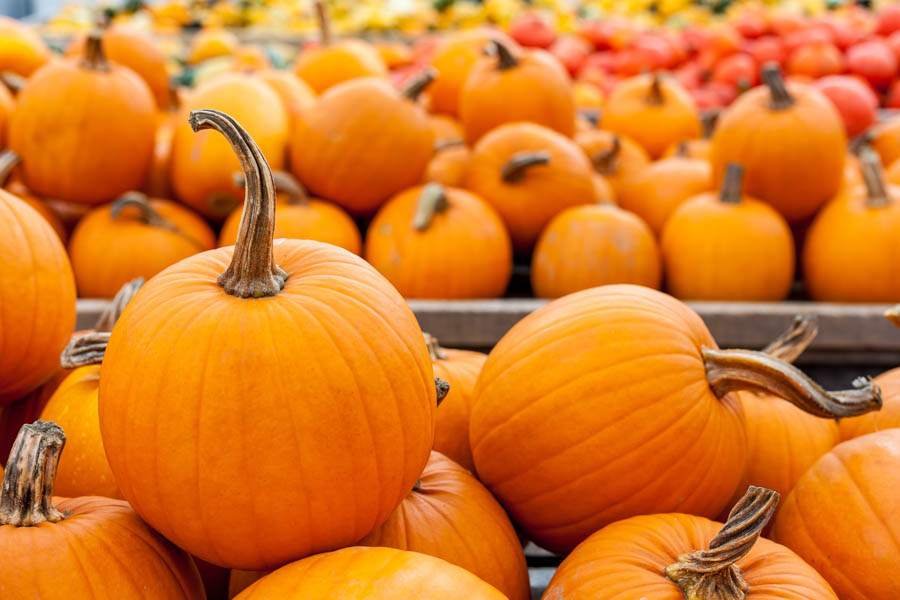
[834,452,900,557]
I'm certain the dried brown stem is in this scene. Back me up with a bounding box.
[0,421,67,526]
[501,151,551,183]
[592,137,620,175]
[761,64,793,110]
[81,30,108,71]
[488,39,518,70]
[648,73,664,105]
[60,332,111,369]
[235,170,309,205]
[412,183,449,231]
[424,332,448,361]
[435,377,450,407]
[719,164,744,204]
[760,315,818,364]
[314,0,331,46]
[94,278,144,332]
[858,146,891,208]
[0,71,25,94]
[402,68,436,101]
[111,191,205,248]
[701,110,719,139]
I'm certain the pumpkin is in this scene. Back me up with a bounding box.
[838,366,900,441]
[662,138,711,160]
[469,284,881,554]
[0,81,12,148]
[0,191,75,403]
[773,430,900,600]
[661,163,795,301]
[803,147,900,302]
[364,183,512,299]
[143,110,177,199]
[290,72,435,216]
[531,204,661,298]
[231,46,271,72]
[617,149,712,235]
[711,65,846,222]
[460,40,575,143]
[375,41,412,69]
[232,546,505,599]
[293,0,387,94]
[219,171,361,255]
[428,115,464,147]
[9,32,156,205]
[187,28,239,64]
[888,156,900,184]
[69,191,215,298]
[464,122,596,253]
[424,144,471,188]
[574,130,650,200]
[544,486,838,600]
[0,16,50,76]
[867,116,900,166]
[600,73,702,159]
[258,69,316,126]
[0,149,66,241]
[98,109,436,570]
[170,72,288,220]
[0,421,206,599]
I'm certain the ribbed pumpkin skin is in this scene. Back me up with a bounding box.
[470,285,746,555]
[0,367,68,460]
[543,512,837,599]
[711,81,846,222]
[0,193,76,403]
[290,78,434,216]
[234,547,506,600]
[293,40,387,94]
[773,430,900,600]
[0,497,205,599]
[13,189,67,242]
[99,240,435,570]
[0,16,50,76]
[531,204,661,299]
[170,74,289,219]
[838,367,900,441]
[574,130,650,199]
[432,349,487,473]
[364,186,512,299]
[424,145,471,188]
[9,57,156,205]
[68,199,216,299]
[618,156,712,235]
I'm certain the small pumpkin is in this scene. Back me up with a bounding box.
[258,69,316,126]
[9,32,156,204]
[365,183,512,299]
[424,143,471,188]
[600,73,702,159]
[661,163,795,301]
[543,486,838,600]
[0,16,50,76]
[0,149,66,241]
[428,115,464,147]
[531,203,661,298]
[866,116,900,166]
[574,130,650,199]
[661,111,719,160]
[464,122,596,253]
[187,28,239,64]
[0,421,206,599]
[460,40,575,143]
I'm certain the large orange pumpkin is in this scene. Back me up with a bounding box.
[0,192,75,402]
[773,430,900,599]
[98,110,436,570]
[460,40,575,143]
[469,284,881,554]
[365,183,512,298]
[544,486,837,599]
[711,65,846,222]
[424,144,471,188]
[600,73,702,158]
[290,73,434,216]
[0,421,206,599]
[9,32,156,204]
[0,16,50,76]
[574,130,650,200]
[464,122,596,253]
[661,163,795,301]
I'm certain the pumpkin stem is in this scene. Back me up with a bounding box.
[314,0,331,46]
[94,278,144,332]
[592,136,620,175]
[719,164,744,204]
[424,332,448,361]
[190,109,287,298]
[81,30,109,71]
[703,347,881,418]
[501,151,551,183]
[858,146,891,208]
[434,139,464,151]
[235,170,309,205]
[647,73,664,105]
[664,486,779,600]
[488,40,518,70]
[0,71,25,94]
[412,183,449,231]
[0,149,20,187]
[761,64,794,110]
[111,191,204,248]
[0,421,67,527]
[675,141,690,158]
[760,315,818,364]
[402,68,437,101]
[701,110,719,139]
[886,306,900,329]
[435,377,450,407]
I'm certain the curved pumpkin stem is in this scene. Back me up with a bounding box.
[314,0,331,46]
[424,332,448,361]
[647,73,664,105]
[435,377,450,407]
[0,421,67,527]
[81,30,108,71]
[402,68,437,101]
[235,170,309,206]
[0,149,20,187]
[592,136,620,175]
[0,71,24,94]
[719,164,744,204]
[761,315,818,364]
[761,64,794,111]
[703,347,881,418]
[190,109,287,298]
[488,40,518,70]
[858,146,890,208]
[501,151,551,183]
[665,486,779,600]
[412,183,449,231]
[111,191,204,248]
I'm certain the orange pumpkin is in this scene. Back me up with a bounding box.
[375,41,412,69]
[661,163,795,301]
[428,114,464,146]
[0,192,75,403]
[143,110,177,199]
[219,171,361,254]
[464,122,596,253]
[98,110,436,570]
[0,149,66,242]
[773,430,900,599]
[531,204,661,298]
[460,40,575,143]
[843,151,863,189]
[838,358,900,441]
[187,28,239,64]
[544,486,837,599]
[258,69,316,126]
[290,73,434,216]
[69,191,215,298]
[711,65,846,222]
[469,284,879,554]
[662,138,712,160]
[9,32,156,204]
[0,81,13,148]
[424,144,471,187]
[600,73,702,158]
[572,80,604,111]
[365,184,512,299]
[0,16,50,76]
[867,115,900,167]
[803,147,900,302]
[574,130,650,199]
[231,46,271,72]
[170,72,288,219]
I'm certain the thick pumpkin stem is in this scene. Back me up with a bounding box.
[424,332,448,361]
[761,315,818,364]
[664,486,779,600]
[412,183,449,231]
[647,73,664,105]
[402,68,437,101]
[719,164,744,204]
[60,332,111,369]
[0,421,67,527]
[190,109,287,298]
[235,170,309,205]
[0,149,20,187]
[0,71,24,94]
[94,278,144,332]
[502,151,551,183]
[81,31,108,71]
[858,146,891,208]
[314,0,331,46]
[703,347,882,418]
[489,40,518,70]
[761,64,794,110]
[592,137,620,175]
[435,377,450,407]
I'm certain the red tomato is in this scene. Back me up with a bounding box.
[580,51,616,74]
[886,80,900,109]
[712,52,758,91]
[782,26,835,54]
[691,86,727,110]
[509,12,556,49]
[816,15,865,51]
[550,35,591,76]
[886,31,900,62]
[786,41,846,79]
[632,34,676,69]
[846,39,899,88]
[813,75,879,137]
[674,60,703,90]
[877,3,900,36]
[733,11,769,39]
[745,35,786,66]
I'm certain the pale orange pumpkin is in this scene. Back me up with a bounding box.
[574,130,650,200]
[0,16,50,76]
